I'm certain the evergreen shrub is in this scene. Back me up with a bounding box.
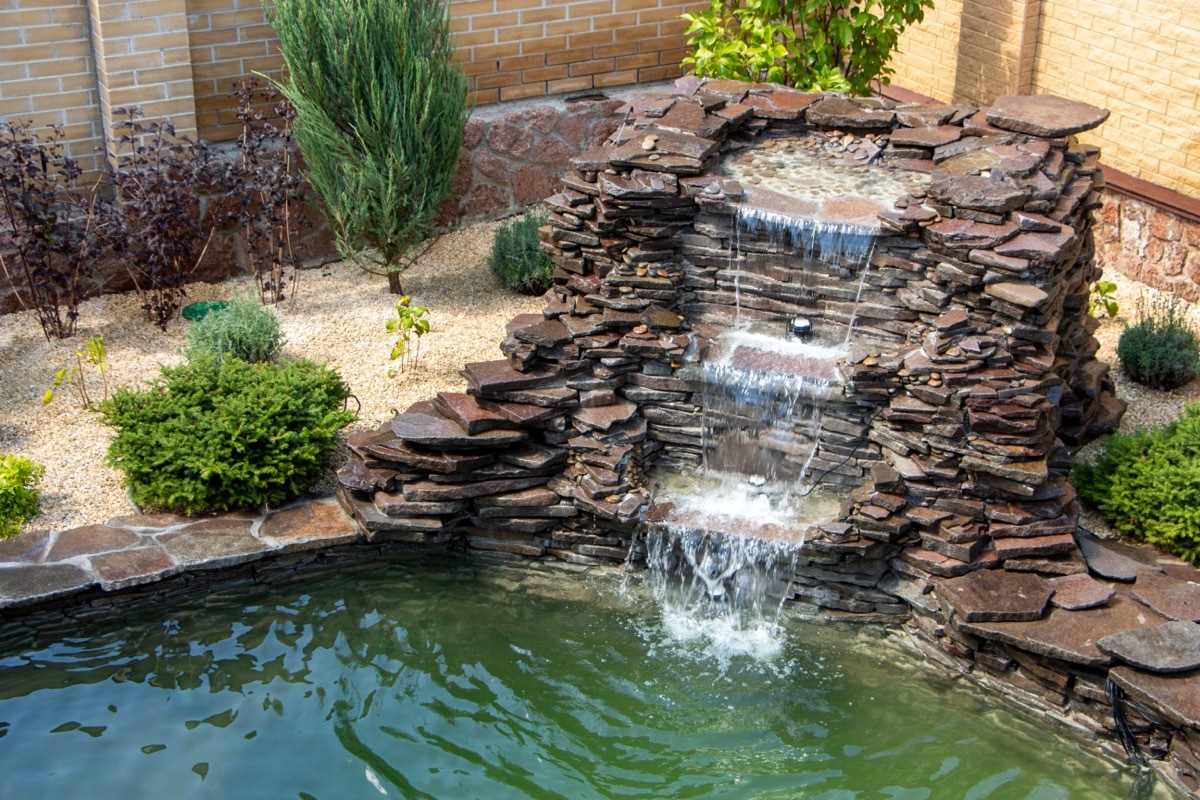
[1117,297,1200,390]
[1074,405,1200,564]
[186,293,284,364]
[101,358,355,515]
[488,210,554,295]
[268,0,469,294]
[0,454,43,538]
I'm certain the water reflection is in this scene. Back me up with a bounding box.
[0,555,1175,799]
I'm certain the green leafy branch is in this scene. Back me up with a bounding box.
[43,336,110,410]
[385,296,430,376]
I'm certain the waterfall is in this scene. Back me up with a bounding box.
[638,205,878,654]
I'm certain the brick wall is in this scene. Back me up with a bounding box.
[890,0,1200,200]
[0,0,104,174]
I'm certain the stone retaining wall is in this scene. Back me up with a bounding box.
[1095,193,1200,302]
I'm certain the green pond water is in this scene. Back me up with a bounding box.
[0,554,1169,799]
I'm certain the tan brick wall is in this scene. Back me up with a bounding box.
[0,0,105,174]
[890,0,1200,199]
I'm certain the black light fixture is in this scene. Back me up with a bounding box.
[787,316,812,342]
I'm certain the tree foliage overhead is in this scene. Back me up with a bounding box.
[268,0,469,293]
[681,0,935,95]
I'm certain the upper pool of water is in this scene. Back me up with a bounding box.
[0,555,1170,799]
[720,132,931,205]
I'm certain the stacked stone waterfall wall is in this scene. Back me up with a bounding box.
[337,77,1122,617]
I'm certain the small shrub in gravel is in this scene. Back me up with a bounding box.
[1117,297,1200,390]
[1075,404,1200,565]
[186,294,284,364]
[488,209,554,295]
[101,358,355,515]
[0,454,43,538]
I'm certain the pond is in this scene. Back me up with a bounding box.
[0,554,1167,799]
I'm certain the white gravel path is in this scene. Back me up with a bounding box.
[0,219,542,532]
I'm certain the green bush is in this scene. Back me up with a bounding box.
[0,455,43,538]
[681,0,935,94]
[1117,297,1200,390]
[186,294,284,364]
[488,210,555,295]
[268,0,469,294]
[101,358,355,515]
[1075,405,1200,564]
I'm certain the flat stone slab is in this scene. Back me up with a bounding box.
[259,501,360,551]
[1132,570,1200,621]
[1109,666,1200,729]
[805,97,893,128]
[985,281,1050,310]
[158,523,270,568]
[0,563,95,607]
[930,175,1027,213]
[476,486,561,508]
[991,533,1076,559]
[888,126,962,148]
[572,400,639,432]
[391,412,528,449]
[403,476,550,502]
[1048,573,1115,610]
[1078,533,1155,582]
[432,393,514,435]
[1098,621,1200,673]
[90,546,177,591]
[0,528,51,564]
[960,594,1168,667]
[462,360,560,394]
[986,94,1110,137]
[46,525,142,561]
[938,569,1052,622]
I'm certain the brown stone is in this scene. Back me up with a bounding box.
[992,534,1077,559]
[1131,570,1200,622]
[937,569,1053,622]
[463,360,560,394]
[572,400,639,432]
[1098,621,1200,673]
[1109,666,1200,728]
[91,546,178,590]
[805,97,893,128]
[986,94,1110,137]
[476,487,561,508]
[741,90,821,120]
[888,126,962,147]
[514,165,561,206]
[1048,573,1115,610]
[46,525,143,561]
[0,563,95,607]
[929,175,1028,213]
[432,393,514,435]
[1078,533,1151,582]
[0,529,51,563]
[158,523,269,568]
[486,121,534,159]
[993,231,1078,264]
[460,184,509,219]
[259,500,360,547]
[960,594,1169,667]
[985,281,1050,310]
[403,476,550,502]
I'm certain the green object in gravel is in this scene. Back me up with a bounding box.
[181,300,229,322]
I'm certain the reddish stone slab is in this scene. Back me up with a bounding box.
[1132,570,1200,622]
[805,97,893,128]
[986,94,1110,137]
[1099,621,1200,673]
[0,529,51,564]
[937,569,1053,622]
[572,400,639,432]
[1109,666,1200,728]
[1048,573,1115,610]
[462,360,560,394]
[432,393,514,435]
[46,525,142,561]
[888,126,962,147]
[158,524,270,568]
[91,546,177,591]
[391,412,528,449]
[0,563,95,607]
[259,501,360,548]
[960,595,1169,667]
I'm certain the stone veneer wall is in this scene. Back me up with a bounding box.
[1095,192,1200,302]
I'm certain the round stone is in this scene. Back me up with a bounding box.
[986,94,1110,137]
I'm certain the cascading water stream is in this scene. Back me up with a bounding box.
[639,207,880,656]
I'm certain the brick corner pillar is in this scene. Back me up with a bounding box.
[953,0,1043,105]
[87,0,199,164]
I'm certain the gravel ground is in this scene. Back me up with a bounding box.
[1075,269,1200,536]
[2,234,1196,539]
[0,219,542,532]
